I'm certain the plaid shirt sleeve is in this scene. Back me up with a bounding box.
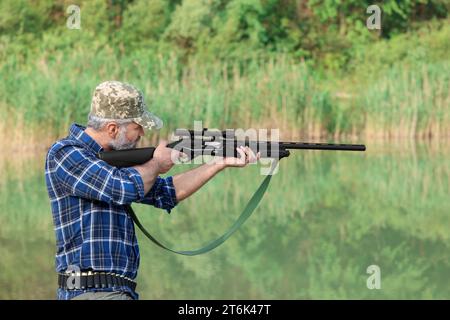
[136,176,178,213]
[52,145,145,205]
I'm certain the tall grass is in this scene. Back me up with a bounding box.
[363,62,450,140]
[0,48,448,148]
[0,51,334,139]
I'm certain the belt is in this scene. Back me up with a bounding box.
[58,271,137,291]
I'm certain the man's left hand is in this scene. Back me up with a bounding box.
[216,146,260,169]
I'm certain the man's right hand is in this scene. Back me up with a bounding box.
[149,140,179,174]
[134,140,180,195]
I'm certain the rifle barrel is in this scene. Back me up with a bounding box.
[280,142,366,151]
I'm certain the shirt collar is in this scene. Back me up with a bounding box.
[68,123,104,153]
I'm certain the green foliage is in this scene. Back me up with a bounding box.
[0,20,448,139]
[351,19,450,76]
[0,0,448,67]
[163,0,217,55]
[0,1,448,137]
[0,0,53,35]
[120,0,173,49]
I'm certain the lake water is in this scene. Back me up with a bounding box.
[0,141,448,299]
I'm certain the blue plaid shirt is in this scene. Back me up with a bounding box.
[45,123,178,300]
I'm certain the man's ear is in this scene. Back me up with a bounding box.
[105,122,120,139]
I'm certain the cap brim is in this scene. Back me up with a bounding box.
[133,110,163,131]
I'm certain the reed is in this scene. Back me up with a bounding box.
[0,49,448,147]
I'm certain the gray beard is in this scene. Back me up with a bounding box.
[108,128,138,150]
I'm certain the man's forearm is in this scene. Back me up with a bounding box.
[133,160,161,195]
[172,163,225,202]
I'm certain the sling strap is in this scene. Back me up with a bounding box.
[125,173,273,256]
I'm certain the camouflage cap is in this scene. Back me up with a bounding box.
[90,81,163,130]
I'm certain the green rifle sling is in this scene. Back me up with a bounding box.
[125,173,272,256]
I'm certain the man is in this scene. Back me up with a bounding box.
[45,81,258,300]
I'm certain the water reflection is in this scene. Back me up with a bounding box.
[0,141,448,299]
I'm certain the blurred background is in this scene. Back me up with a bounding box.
[0,0,448,299]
